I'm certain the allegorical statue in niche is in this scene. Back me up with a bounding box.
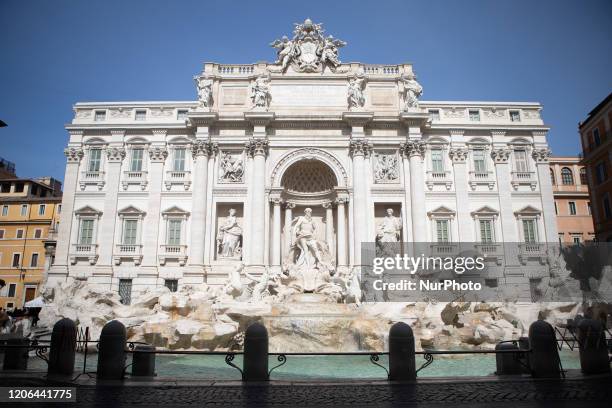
[250,74,271,110]
[400,73,423,110]
[217,209,242,259]
[374,154,399,183]
[195,77,213,109]
[218,152,244,183]
[377,208,402,243]
[347,70,366,110]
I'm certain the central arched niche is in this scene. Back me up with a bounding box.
[280,159,337,194]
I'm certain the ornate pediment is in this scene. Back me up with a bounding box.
[161,206,190,219]
[514,205,541,216]
[118,205,146,216]
[74,205,102,216]
[270,18,347,73]
[428,206,456,217]
[471,206,499,217]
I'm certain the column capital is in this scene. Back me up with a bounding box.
[399,141,426,158]
[270,197,283,205]
[532,147,552,163]
[322,201,334,209]
[491,148,512,164]
[64,147,84,163]
[191,140,218,158]
[106,146,126,162]
[148,146,168,162]
[335,197,349,205]
[349,138,372,157]
[245,138,269,157]
[284,202,296,209]
[448,147,468,163]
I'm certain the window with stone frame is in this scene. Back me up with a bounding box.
[130,148,144,172]
[428,109,440,121]
[79,219,94,244]
[469,109,480,121]
[561,167,574,185]
[165,279,178,292]
[435,219,450,243]
[580,168,587,184]
[509,110,521,122]
[513,149,529,172]
[522,219,538,243]
[88,148,103,172]
[430,149,445,173]
[472,149,487,172]
[172,148,186,172]
[478,219,495,243]
[167,219,182,245]
[119,279,133,305]
[568,201,577,215]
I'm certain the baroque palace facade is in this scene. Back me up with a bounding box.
[47,20,557,301]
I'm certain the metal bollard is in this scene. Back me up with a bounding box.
[97,320,127,380]
[388,322,416,381]
[528,320,561,378]
[243,322,268,381]
[3,338,29,370]
[577,318,610,375]
[48,318,77,376]
[495,341,522,375]
[131,345,156,377]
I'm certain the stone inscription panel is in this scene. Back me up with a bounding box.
[221,87,247,106]
[271,84,346,107]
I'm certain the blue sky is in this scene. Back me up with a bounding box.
[1,0,611,181]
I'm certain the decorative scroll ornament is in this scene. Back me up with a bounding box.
[399,141,426,158]
[191,140,217,158]
[347,70,367,111]
[195,77,213,110]
[64,147,84,163]
[400,73,423,111]
[106,147,126,162]
[373,153,399,183]
[448,148,469,163]
[148,146,168,162]
[532,148,552,163]
[270,18,346,73]
[490,148,512,163]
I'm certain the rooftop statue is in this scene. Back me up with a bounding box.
[270,18,346,73]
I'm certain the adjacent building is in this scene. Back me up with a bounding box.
[47,20,558,302]
[549,157,594,244]
[0,163,62,310]
[579,92,612,242]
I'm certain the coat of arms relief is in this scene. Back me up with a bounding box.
[270,18,348,73]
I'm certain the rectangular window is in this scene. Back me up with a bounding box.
[79,219,94,245]
[428,109,440,121]
[572,236,581,245]
[603,195,612,219]
[522,219,538,243]
[469,110,480,121]
[2,205,8,216]
[20,204,28,216]
[119,279,133,305]
[587,202,591,215]
[165,279,178,293]
[30,253,39,267]
[38,204,46,216]
[167,220,182,245]
[580,168,588,184]
[431,150,444,172]
[596,162,607,184]
[435,219,450,243]
[514,150,529,172]
[8,283,17,298]
[568,201,577,215]
[94,110,106,121]
[12,253,20,268]
[472,149,486,172]
[16,229,24,239]
[0,230,4,239]
[479,219,494,243]
[135,110,147,121]
[14,182,24,192]
[554,202,558,215]
[58,204,62,214]
[130,148,144,172]
[173,148,186,171]
[509,110,521,122]
[123,219,138,245]
[88,149,102,172]
[34,229,42,239]
[593,128,601,146]
[177,110,188,120]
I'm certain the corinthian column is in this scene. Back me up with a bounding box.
[189,139,216,267]
[246,138,269,266]
[335,198,348,267]
[449,144,472,241]
[349,138,372,266]
[271,198,282,266]
[284,202,295,258]
[532,145,557,241]
[141,142,168,268]
[97,139,126,269]
[402,141,427,242]
[323,201,334,258]
[48,142,84,281]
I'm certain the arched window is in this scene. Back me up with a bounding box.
[561,167,574,185]
[580,168,587,184]
[550,168,556,185]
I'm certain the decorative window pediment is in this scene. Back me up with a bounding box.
[427,205,456,218]
[74,206,102,217]
[514,205,541,217]
[118,206,146,218]
[162,206,190,219]
[471,206,499,218]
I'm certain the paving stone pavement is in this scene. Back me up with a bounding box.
[1,376,612,407]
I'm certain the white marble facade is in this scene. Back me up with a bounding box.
[48,20,558,297]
